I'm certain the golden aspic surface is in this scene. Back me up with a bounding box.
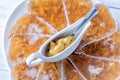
[29,0,92,30]
[9,14,51,62]
[8,0,120,80]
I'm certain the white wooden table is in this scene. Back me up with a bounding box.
[0,0,120,80]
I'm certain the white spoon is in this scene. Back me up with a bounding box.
[26,6,99,67]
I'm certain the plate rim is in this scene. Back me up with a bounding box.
[2,0,25,80]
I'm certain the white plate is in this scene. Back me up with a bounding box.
[3,1,28,80]
[2,0,120,80]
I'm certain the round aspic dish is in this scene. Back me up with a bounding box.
[3,0,120,80]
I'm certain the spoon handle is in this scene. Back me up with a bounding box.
[83,7,99,23]
[75,6,99,38]
[26,52,44,67]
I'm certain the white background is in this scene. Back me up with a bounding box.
[0,0,120,80]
